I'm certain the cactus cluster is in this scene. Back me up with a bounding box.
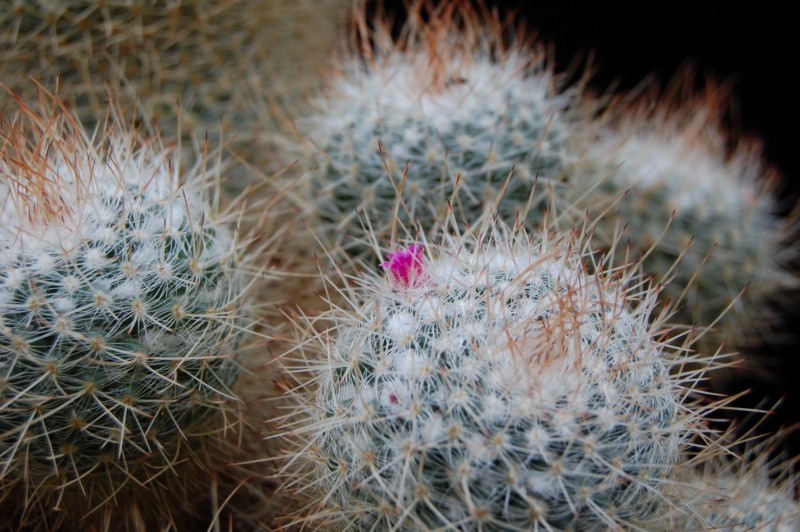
[268,3,799,529]
[0,94,249,527]
[285,1,795,364]
[0,0,798,530]
[279,221,714,530]
[289,4,582,254]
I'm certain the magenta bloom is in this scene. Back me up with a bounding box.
[382,244,426,288]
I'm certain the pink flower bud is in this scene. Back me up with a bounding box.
[381,244,426,288]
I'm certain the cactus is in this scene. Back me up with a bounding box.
[660,434,800,530]
[677,472,800,531]
[287,2,583,257]
[0,92,250,528]
[278,219,718,530]
[573,86,795,357]
[0,0,350,172]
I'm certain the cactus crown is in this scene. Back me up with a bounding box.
[0,93,247,511]
[279,219,718,530]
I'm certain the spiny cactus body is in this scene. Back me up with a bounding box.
[279,220,717,530]
[0,94,249,528]
[575,89,794,355]
[289,3,582,256]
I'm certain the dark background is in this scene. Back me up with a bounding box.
[515,2,799,192]
[368,1,800,452]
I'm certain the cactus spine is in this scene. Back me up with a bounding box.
[661,434,800,530]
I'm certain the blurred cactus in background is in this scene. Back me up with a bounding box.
[277,218,722,529]
[573,85,796,362]
[0,90,254,530]
[659,433,800,530]
[0,0,350,184]
[280,0,795,373]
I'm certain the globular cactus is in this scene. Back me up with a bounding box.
[287,2,583,256]
[0,92,250,528]
[573,85,795,358]
[278,219,718,530]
